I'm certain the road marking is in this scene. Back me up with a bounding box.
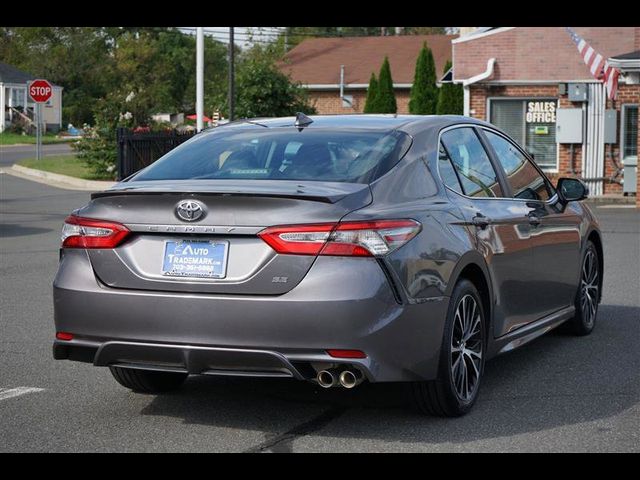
[0,387,45,401]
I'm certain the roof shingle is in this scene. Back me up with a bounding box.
[278,35,457,88]
[0,62,36,84]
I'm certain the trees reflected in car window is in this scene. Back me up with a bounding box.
[484,130,552,201]
[438,142,463,195]
[441,128,503,198]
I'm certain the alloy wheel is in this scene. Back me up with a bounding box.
[581,249,599,328]
[451,294,483,402]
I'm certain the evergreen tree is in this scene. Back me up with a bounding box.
[375,57,397,113]
[363,73,379,113]
[436,60,464,115]
[409,42,438,114]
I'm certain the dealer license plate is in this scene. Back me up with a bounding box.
[162,240,228,278]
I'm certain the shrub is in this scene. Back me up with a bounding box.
[375,57,397,114]
[436,60,464,115]
[73,123,117,179]
[409,42,438,115]
[363,73,379,113]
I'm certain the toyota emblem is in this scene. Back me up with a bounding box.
[175,200,206,222]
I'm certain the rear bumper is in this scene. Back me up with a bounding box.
[53,250,449,382]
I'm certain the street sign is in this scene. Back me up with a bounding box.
[28,79,53,162]
[28,79,53,103]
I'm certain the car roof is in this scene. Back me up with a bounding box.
[213,114,489,135]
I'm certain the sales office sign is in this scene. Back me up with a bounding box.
[526,101,556,123]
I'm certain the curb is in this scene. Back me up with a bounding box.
[584,196,635,205]
[8,164,116,191]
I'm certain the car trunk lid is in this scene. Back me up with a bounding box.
[80,180,371,295]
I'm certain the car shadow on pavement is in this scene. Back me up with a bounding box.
[139,304,639,447]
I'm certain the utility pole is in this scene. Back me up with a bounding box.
[228,26,235,121]
[196,27,204,132]
[284,28,288,53]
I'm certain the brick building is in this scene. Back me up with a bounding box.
[279,35,456,115]
[451,27,640,200]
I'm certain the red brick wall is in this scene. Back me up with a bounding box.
[469,83,640,196]
[609,84,639,196]
[309,89,412,114]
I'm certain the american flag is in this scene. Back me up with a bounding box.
[566,27,619,100]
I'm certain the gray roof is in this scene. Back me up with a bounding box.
[610,50,640,60]
[608,50,640,72]
[0,62,36,84]
[0,62,60,87]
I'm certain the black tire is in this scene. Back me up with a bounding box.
[109,366,188,393]
[565,241,600,336]
[411,279,486,417]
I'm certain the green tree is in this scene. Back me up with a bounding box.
[409,42,438,114]
[0,27,114,126]
[233,55,316,118]
[403,27,447,35]
[436,60,463,115]
[363,73,379,113]
[375,57,397,113]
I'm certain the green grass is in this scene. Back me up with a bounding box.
[18,155,112,181]
[1,131,76,146]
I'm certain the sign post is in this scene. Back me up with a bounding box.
[28,79,53,162]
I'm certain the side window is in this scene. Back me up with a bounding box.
[441,127,503,198]
[483,130,552,201]
[438,142,463,195]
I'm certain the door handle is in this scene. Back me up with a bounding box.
[472,214,492,229]
[528,214,541,226]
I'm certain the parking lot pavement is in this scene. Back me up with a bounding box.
[1,173,638,452]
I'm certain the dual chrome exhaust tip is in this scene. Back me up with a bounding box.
[317,368,364,389]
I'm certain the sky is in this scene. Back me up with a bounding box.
[180,27,284,49]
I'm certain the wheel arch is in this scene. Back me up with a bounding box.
[446,252,494,340]
[586,229,604,303]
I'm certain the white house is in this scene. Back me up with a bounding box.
[1,62,63,133]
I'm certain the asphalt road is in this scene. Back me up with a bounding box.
[0,172,639,452]
[0,143,74,167]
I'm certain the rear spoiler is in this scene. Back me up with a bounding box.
[91,180,370,204]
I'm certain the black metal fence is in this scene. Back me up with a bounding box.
[117,127,197,180]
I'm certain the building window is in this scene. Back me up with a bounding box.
[621,104,638,161]
[489,99,558,171]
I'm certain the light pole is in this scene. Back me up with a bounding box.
[196,27,204,132]
[228,27,235,122]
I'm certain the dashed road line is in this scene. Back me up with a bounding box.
[0,387,45,402]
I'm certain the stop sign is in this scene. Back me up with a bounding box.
[29,79,53,103]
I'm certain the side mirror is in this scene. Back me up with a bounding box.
[557,177,589,202]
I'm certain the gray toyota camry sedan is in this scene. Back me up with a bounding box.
[53,114,602,416]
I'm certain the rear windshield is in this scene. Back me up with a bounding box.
[130,128,412,184]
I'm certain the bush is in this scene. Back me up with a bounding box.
[7,116,31,135]
[409,42,438,115]
[375,57,397,114]
[363,73,379,114]
[436,60,464,115]
[73,123,117,179]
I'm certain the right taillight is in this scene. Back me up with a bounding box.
[61,215,130,249]
[258,219,421,257]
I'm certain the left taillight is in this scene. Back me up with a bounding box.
[61,215,130,249]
